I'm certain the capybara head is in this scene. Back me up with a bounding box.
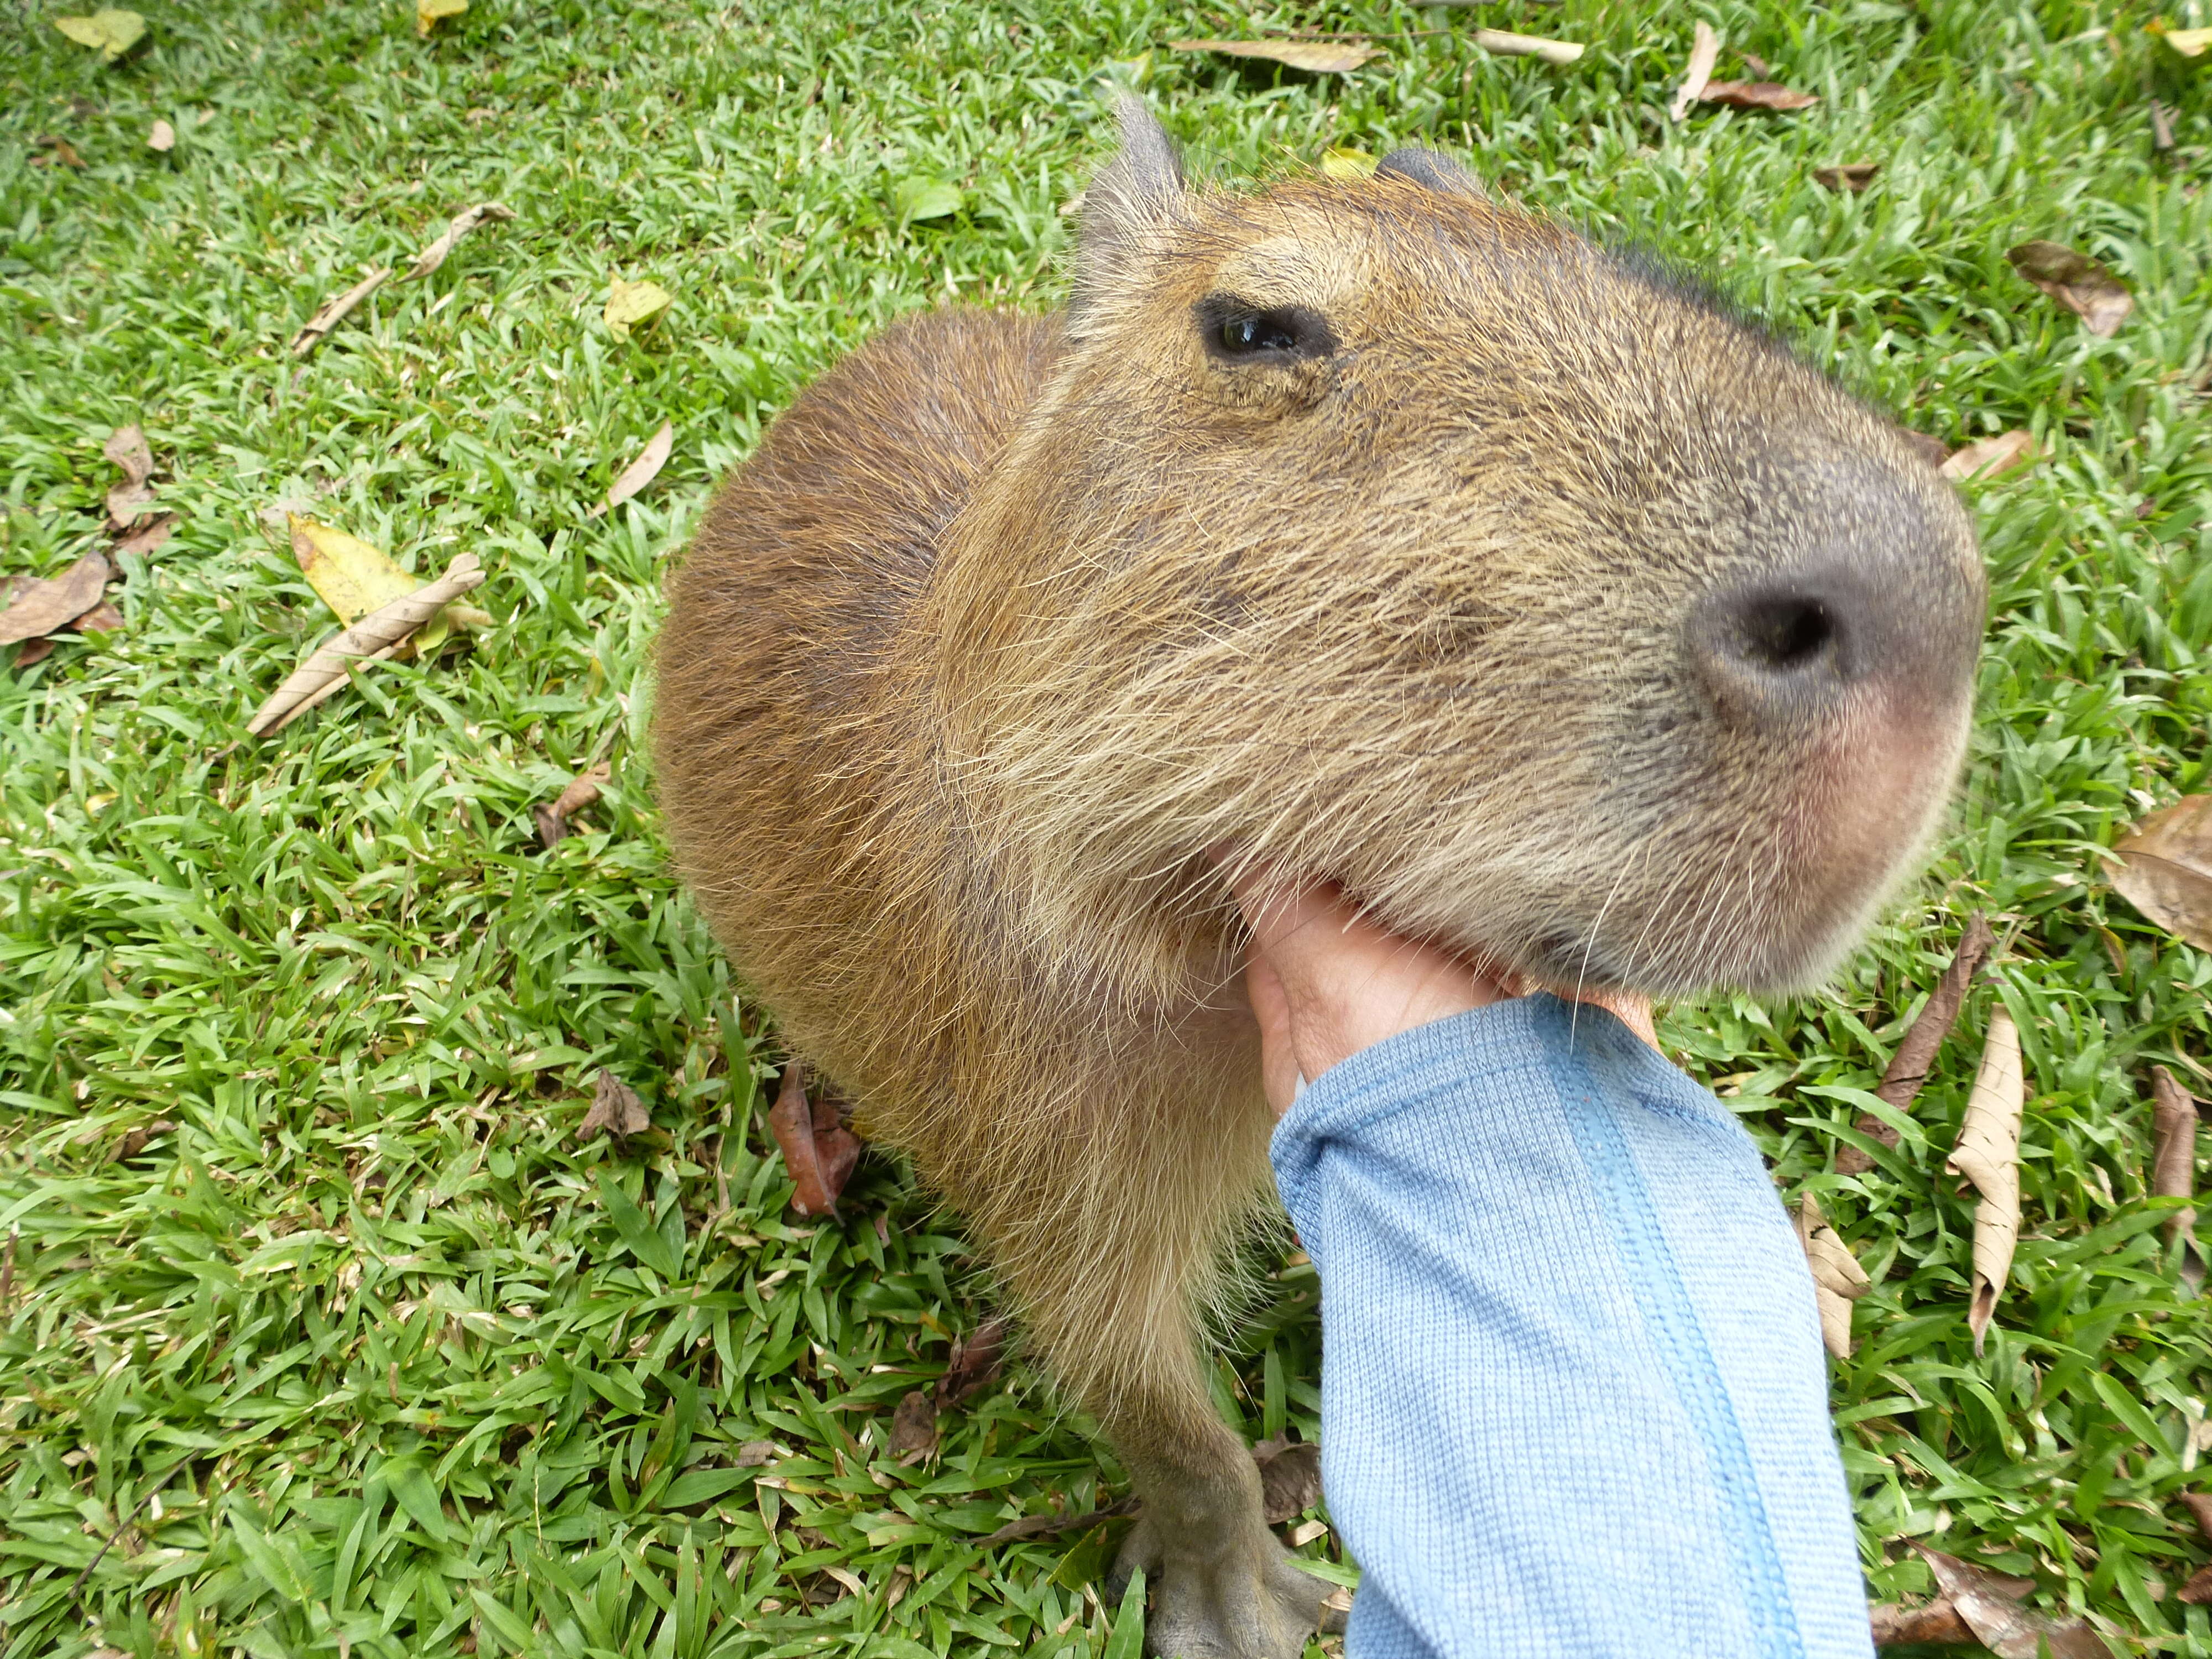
[927,103,1984,1002]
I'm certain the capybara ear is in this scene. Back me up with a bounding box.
[1070,98,1187,338]
[1374,145,1487,200]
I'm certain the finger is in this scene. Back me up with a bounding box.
[1243,953,1302,1117]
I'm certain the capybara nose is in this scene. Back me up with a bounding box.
[1686,565,1889,726]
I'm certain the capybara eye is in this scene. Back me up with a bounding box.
[1220,311,1298,353]
[1196,294,1336,362]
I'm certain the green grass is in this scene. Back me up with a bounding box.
[2,0,2210,1653]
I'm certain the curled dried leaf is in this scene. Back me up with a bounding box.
[1795,1194,1871,1358]
[1,552,111,648]
[244,551,484,737]
[1699,80,1820,111]
[768,1063,864,1217]
[404,202,513,281]
[1469,28,1583,66]
[1670,21,1720,121]
[2007,241,2132,337]
[103,425,155,531]
[1814,162,1879,191]
[114,512,178,559]
[1942,430,2038,482]
[1167,38,1381,74]
[2111,795,2212,950]
[1837,913,1995,1175]
[577,1070,651,1144]
[889,1390,938,1464]
[534,763,610,848]
[1252,1437,1323,1524]
[1947,1010,2024,1356]
[938,1315,1010,1405]
[2151,1066,2204,1292]
[291,268,390,357]
[589,420,674,517]
[1913,1546,2110,1659]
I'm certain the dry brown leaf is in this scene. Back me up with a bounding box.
[978,1496,1140,1548]
[589,420,674,518]
[114,512,178,559]
[291,268,390,357]
[32,135,86,169]
[888,1390,938,1464]
[577,1069,651,1144]
[1837,914,1995,1175]
[2184,1491,2212,1540]
[768,1063,864,1217]
[534,763,611,848]
[2007,241,2132,337]
[112,1119,175,1161]
[1167,38,1381,74]
[244,551,484,737]
[1700,80,1820,111]
[1913,1547,2111,1659]
[1469,28,1583,66]
[2182,1566,2212,1605]
[1794,1194,1871,1358]
[1815,162,1879,191]
[2111,795,2212,949]
[734,1440,779,1467]
[1,552,111,648]
[1252,1437,1323,1524]
[74,601,123,634]
[1670,21,1720,121]
[1870,1598,1978,1644]
[148,118,174,152]
[1947,1009,2024,1356]
[103,425,155,531]
[938,1314,1010,1405]
[2151,1065,2204,1292]
[1942,430,2038,482]
[403,201,514,281]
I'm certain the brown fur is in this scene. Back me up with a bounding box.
[654,108,1982,1656]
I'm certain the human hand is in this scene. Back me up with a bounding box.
[1227,871,1658,1118]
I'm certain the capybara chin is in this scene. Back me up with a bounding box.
[654,101,1984,1657]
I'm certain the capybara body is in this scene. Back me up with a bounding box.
[654,107,1984,1656]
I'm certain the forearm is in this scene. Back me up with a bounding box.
[1272,993,1871,1659]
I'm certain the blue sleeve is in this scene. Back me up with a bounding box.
[1270,993,1872,1659]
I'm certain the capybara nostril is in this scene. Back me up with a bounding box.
[1688,568,1889,725]
[1731,592,1839,675]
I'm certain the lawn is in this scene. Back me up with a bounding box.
[3,0,2211,1654]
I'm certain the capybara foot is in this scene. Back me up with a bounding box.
[1109,1513,1348,1658]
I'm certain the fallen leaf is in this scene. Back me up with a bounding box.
[148,119,174,152]
[113,1119,176,1161]
[1699,80,1821,111]
[1795,1194,1871,1357]
[979,1496,1141,1548]
[2111,796,2212,950]
[1837,913,1995,1175]
[1,552,111,648]
[103,425,155,531]
[1814,162,1879,191]
[114,512,177,559]
[1319,148,1376,180]
[603,278,672,341]
[73,601,123,634]
[2183,1567,2212,1605]
[1167,39,1383,75]
[291,268,390,357]
[244,551,484,737]
[767,1063,864,1218]
[403,201,514,281]
[53,9,145,61]
[2151,1066,2204,1293]
[891,178,963,223]
[1252,1437,1322,1524]
[938,1315,1010,1405]
[1947,1009,2024,1357]
[1469,28,1584,66]
[589,420,674,517]
[577,1070,652,1145]
[1669,22,1721,121]
[733,1441,779,1467]
[32,136,86,169]
[534,763,610,848]
[1870,1598,1977,1644]
[289,517,453,660]
[1941,430,2038,482]
[1285,1518,1329,1547]
[2007,241,2132,337]
[888,1391,938,1464]
[416,0,466,36]
[2158,25,2212,58]
[1913,1546,2111,1659]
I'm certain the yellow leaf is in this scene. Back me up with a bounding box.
[416,0,466,36]
[2159,25,2212,56]
[288,517,450,658]
[1319,148,1377,179]
[53,9,145,61]
[604,278,672,341]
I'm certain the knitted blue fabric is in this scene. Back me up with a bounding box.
[1270,994,1871,1659]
